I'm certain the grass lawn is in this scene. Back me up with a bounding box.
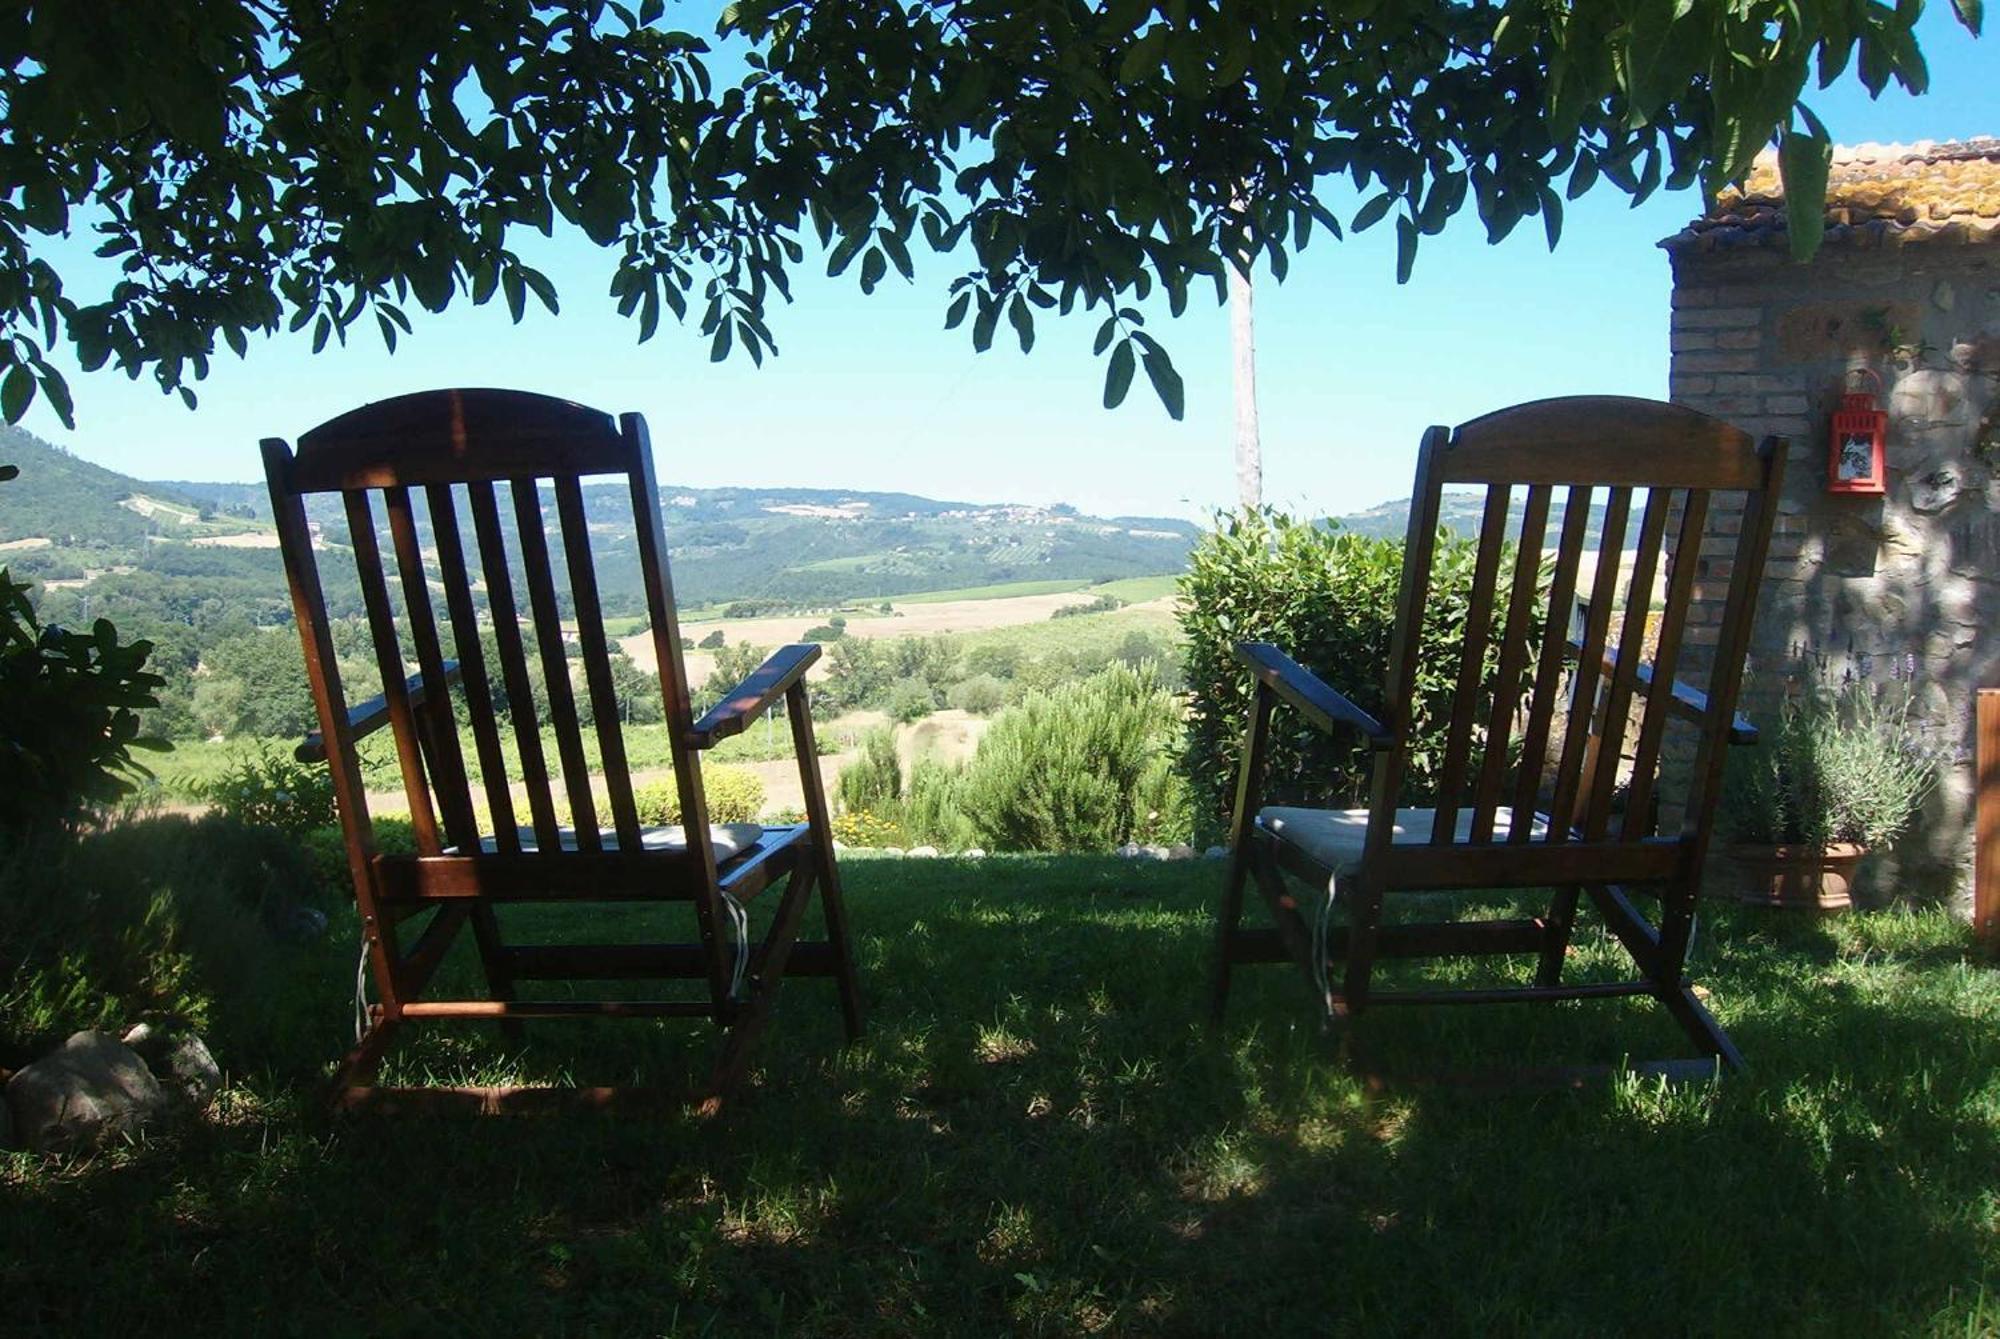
[5,856,1998,1334]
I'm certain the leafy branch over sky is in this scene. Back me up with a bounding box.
[0,0,1979,427]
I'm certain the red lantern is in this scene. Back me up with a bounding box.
[1827,369,1887,495]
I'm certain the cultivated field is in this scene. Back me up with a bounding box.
[627,585,1179,685]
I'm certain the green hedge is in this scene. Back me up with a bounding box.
[960,661,1190,853]
[1177,509,1522,843]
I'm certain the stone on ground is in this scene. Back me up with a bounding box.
[122,1023,222,1105]
[4,1030,168,1152]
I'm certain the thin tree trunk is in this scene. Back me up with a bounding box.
[1229,257,1261,511]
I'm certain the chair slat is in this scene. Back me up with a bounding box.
[1431,484,1510,843]
[622,415,731,1009]
[1509,486,1593,840]
[554,475,642,850]
[510,478,600,846]
[343,489,443,855]
[467,480,560,850]
[383,486,480,849]
[428,483,520,852]
[1470,483,1551,842]
[1622,489,1709,840]
[1580,486,1671,840]
[1547,487,1633,840]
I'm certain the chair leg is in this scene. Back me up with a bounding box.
[327,1012,400,1108]
[1536,885,1584,987]
[701,866,817,1117]
[1659,982,1745,1071]
[468,902,525,1044]
[811,838,865,1043]
[1339,876,1383,1017]
[1212,846,1254,1022]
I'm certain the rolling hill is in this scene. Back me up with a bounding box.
[3,426,1198,611]
[1334,488,1630,549]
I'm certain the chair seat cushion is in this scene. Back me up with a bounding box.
[1256,806,1551,875]
[452,823,765,862]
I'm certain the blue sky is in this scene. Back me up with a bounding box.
[18,7,1990,520]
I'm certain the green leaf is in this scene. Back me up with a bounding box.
[1103,340,1135,409]
[710,320,733,362]
[972,299,999,352]
[1008,293,1034,353]
[1351,192,1395,233]
[521,268,559,314]
[1778,123,1832,261]
[1139,344,1184,420]
[1394,215,1417,284]
[1566,152,1600,200]
[40,370,72,429]
[944,291,972,329]
[860,247,887,293]
[1118,29,1167,84]
[1951,0,1982,32]
[1,366,33,422]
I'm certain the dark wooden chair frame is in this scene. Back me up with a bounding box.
[1212,396,1784,1080]
[265,388,863,1113]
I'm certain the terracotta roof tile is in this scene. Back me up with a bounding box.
[1661,137,2000,252]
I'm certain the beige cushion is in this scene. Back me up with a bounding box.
[452,823,764,862]
[1257,806,1551,875]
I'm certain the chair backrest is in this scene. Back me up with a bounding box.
[1365,395,1784,879]
[262,388,717,881]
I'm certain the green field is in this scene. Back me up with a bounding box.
[949,600,1181,660]
[1086,574,1181,604]
[144,720,831,804]
[882,573,1183,607]
[6,847,1997,1334]
[889,578,1095,604]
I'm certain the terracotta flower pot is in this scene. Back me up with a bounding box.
[1724,842,1868,911]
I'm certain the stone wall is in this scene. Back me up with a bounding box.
[1665,238,2000,908]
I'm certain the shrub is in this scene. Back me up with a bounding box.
[836,728,901,816]
[820,635,959,716]
[300,815,415,897]
[946,673,1010,716]
[1,566,169,834]
[700,641,768,706]
[802,622,846,643]
[830,808,905,848]
[632,765,766,825]
[1724,684,1942,849]
[1131,750,1196,847]
[885,676,938,723]
[963,643,1023,679]
[0,816,314,1063]
[1178,508,1511,844]
[960,662,1183,853]
[903,759,979,850]
[1051,593,1124,618]
[698,629,726,649]
[198,743,338,837]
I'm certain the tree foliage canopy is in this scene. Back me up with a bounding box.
[0,0,1978,425]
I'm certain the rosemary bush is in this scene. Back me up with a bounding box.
[1725,685,1940,850]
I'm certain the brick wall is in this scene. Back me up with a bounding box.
[1665,239,2000,908]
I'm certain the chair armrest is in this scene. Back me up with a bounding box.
[688,643,822,749]
[1567,638,1757,745]
[296,659,461,764]
[1235,642,1393,748]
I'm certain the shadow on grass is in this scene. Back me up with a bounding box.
[5,858,1998,1335]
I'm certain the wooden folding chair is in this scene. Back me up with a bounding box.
[1212,396,1783,1079]
[265,388,863,1113]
